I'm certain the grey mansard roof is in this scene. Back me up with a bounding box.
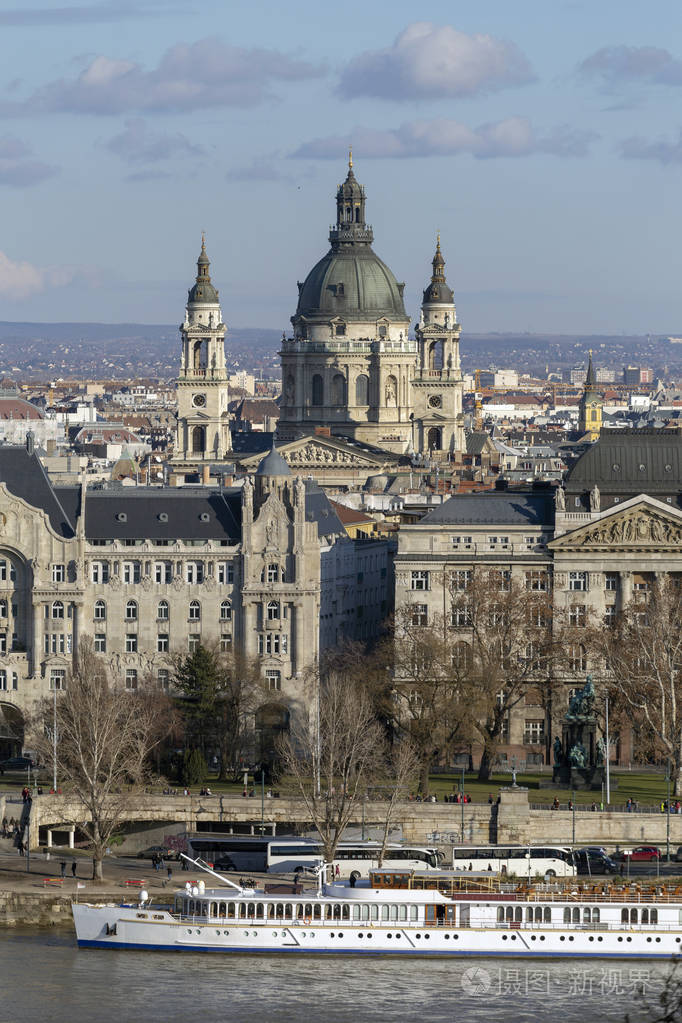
[419,491,555,527]
[84,487,242,542]
[566,430,682,494]
[0,443,76,537]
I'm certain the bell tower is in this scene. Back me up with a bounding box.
[411,236,465,458]
[174,236,231,465]
[578,350,602,442]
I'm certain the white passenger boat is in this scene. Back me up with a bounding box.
[72,858,682,958]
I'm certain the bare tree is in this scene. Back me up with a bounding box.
[30,641,174,880]
[383,606,474,796]
[447,567,558,781]
[279,668,383,865]
[376,740,419,868]
[596,577,682,794]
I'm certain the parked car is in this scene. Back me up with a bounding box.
[574,850,618,875]
[136,845,172,861]
[673,846,682,862]
[578,846,608,858]
[619,846,661,862]
[0,756,35,772]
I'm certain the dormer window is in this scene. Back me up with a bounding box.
[336,283,344,297]
[335,323,346,337]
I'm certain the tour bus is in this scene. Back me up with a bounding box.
[186,835,442,878]
[451,844,576,878]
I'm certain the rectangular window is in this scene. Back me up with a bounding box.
[220,634,232,653]
[125,669,138,691]
[604,605,617,627]
[94,633,106,653]
[258,633,287,655]
[91,561,110,584]
[525,570,548,592]
[157,633,169,653]
[50,669,66,691]
[568,604,587,627]
[488,535,510,548]
[605,573,618,592]
[523,720,545,745]
[266,670,281,691]
[154,561,173,584]
[186,562,204,584]
[490,568,511,591]
[217,562,234,584]
[125,634,138,653]
[52,564,65,583]
[569,571,588,592]
[450,569,472,591]
[569,644,586,671]
[0,560,6,582]
[188,633,200,653]
[451,601,472,627]
[123,561,141,584]
[157,669,169,691]
[0,634,6,655]
[411,604,428,627]
[451,535,473,547]
[410,570,429,591]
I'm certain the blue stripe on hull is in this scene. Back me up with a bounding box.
[76,940,676,959]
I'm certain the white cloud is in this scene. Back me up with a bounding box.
[0,37,325,116]
[339,22,534,100]
[579,45,682,87]
[292,118,596,160]
[105,119,204,164]
[619,130,682,164]
[0,252,80,299]
[0,133,56,186]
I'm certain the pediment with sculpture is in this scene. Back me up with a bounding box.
[239,436,394,472]
[551,503,682,552]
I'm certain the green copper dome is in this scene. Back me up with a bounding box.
[188,235,219,305]
[293,160,407,325]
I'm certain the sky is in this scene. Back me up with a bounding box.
[2,0,682,334]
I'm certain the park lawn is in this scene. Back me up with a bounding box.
[425,771,674,809]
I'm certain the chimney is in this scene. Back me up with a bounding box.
[202,464,211,485]
[223,474,233,487]
[46,438,56,456]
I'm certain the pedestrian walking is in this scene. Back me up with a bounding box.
[60,860,66,879]
[71,860,77,878]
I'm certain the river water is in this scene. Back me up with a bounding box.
[1,928,673,1023]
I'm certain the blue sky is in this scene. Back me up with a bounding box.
[2,0,682,333]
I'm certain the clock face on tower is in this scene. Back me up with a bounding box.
[192,393,206,408]
[428,394,442,409]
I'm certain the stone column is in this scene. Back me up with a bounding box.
[72,601,80,665]
[32,602,42,678]
[619,571,632,609]
[293,602,305,677]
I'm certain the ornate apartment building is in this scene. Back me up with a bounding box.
[394,430,682,768]
[0,436,392,759]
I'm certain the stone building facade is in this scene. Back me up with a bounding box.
[0,437,393,759]
[393,431,682,769]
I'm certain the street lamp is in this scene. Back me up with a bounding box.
[460,766,465,843]
[666,759,671,864]
[605,696,610,806]
[571,788,576,846]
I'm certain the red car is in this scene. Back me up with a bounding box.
[620,846,661,862]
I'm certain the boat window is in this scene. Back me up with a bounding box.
[630,909,638,924]
[276,904,284,919]
[544,907,551,923]
[534,907,542,923]
[210,902,217,917]
[326,904,333,920]
[506,907,514,922]
[189,900,195,915]
[583,908,591,924]
[564,908,571,924]
[297,905,304,920]
[390,905,398,921]
[313,905,321,920]
[361,905,369,921]
[333,905,341,920]
[381,905,389,921]
[592,908,600,924]
[410,906,418,921]
[498,908,505,923]
[572,908,580,924]
[285,904,292,919]
[515,907,522,923]
[526,907,533,922]
[353,905,361,920]
[268,905,276,920]
[621,908,629,924]
[641,908,649,924]
[342,905,350,921]
[650,909,658,924]
[370,905,378,921]
[256,904,264,919]
[218,903,226,919]
[227,903,235,919]
[247,904,255,919]
[239,904,246,919]
[399,906,407,921]
[304,904,313,918]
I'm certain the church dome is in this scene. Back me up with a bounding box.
[293,157,408,326]
[422,236,454,306]
[255,441,291,477]
[296,248,407,321]
[187,236,219,305]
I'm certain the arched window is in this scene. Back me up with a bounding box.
[563,908,571,924]
[355,374,369,406]
[189,600,201,621]
[311,374,323,406]
[157,600,169,621]
[621,908,629,924]
[641,908,649,924]
[592,908,600,924]
[125,600,138,621]
[650,909,658,924]
[572,908,580,923]
[266,564,281,583]
[630,908,638,924]
[583,908,591,924]
[385,374,398,407]
[331,373,346,405]
[94,599,106,621]
[51,600,64,620]
[267,601,280,621]
[220,600,232,621]
[191,425,205,453]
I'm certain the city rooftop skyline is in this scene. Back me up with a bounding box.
[3,0,682,335]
